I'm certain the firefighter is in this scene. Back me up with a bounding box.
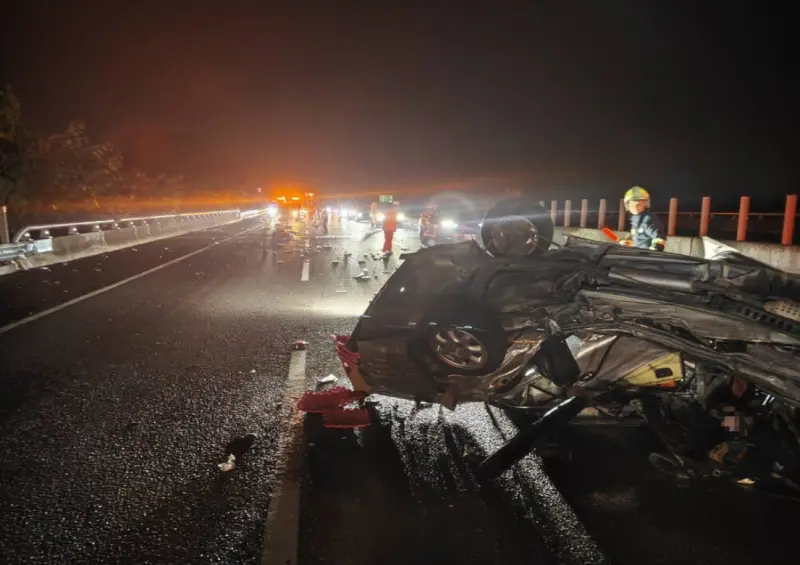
[369,202,378,228]
[383,201,399,254]
[320,206,329,234]
[419,204,438,245]
[622,186,666,251]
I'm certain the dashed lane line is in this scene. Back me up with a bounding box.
[261,349,307,565]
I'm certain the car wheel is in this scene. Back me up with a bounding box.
[409,297,507,377]
[481,196,554,258]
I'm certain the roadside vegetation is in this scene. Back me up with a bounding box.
[0,85,256,231]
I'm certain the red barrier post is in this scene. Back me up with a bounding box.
[736,196,750,242]
[550,200,557,226]
[617,198,626,231]
[564,200,572,227]
[597,199,607,229]
[699,196,711,237]
[667,198,678,236]
[579,199,588,227]
[782,194,797,246]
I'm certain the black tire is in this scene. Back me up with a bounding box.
[409,297,507,377]
[481,196,554,258]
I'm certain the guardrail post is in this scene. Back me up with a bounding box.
[0,205,9,244]
[550,200,557,226]
[699,196,711,237]
[617,198,626,231]
[737,196,750,242]
[563,200,572,227]
[597,199,607,229]
[667,198,678,236]
[579,199,588,228]
[782,194,797,246]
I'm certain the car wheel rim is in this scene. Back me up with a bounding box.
[487,215,539,256]
[432,328,488,369]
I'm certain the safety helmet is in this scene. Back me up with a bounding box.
[624,186,651,203]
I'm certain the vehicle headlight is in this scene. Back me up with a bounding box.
[267,205,278,217]
[441,219,457,229]
[478,222,483,228]
[397,212,406,222]
[377,212,385,222]
[292,210,298,218]
[357,212,363,218]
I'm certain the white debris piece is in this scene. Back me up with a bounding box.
[318,374,338,385]
[218,454,236,472]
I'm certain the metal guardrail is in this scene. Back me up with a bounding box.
[12,209,245,243]
[0,242,36,264]
[0,208,268,271]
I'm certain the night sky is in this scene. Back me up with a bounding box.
[1,0,797,208]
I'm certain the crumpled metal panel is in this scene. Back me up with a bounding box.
[356,337,441,403]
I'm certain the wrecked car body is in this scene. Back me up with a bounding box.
[323,197,800,496]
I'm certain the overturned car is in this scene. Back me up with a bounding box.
[326,196,800,496]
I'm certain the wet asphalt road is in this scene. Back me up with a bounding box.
[1,215,798,564]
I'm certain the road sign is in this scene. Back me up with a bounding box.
[379,194,392,203]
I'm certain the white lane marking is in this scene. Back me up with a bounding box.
[0,222,265,336]
[261,349,307,565]
[300,259,310,282]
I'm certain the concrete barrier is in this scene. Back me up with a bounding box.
[51,232,106,255]
[134,224,151,238]
[555,227,800,274]
[103,226,139,247]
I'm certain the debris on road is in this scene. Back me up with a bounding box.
[318,374,338,385]
[293,340,309,350]
[218,454,236,472]
[219,433,258,472]
[296,386,366,412]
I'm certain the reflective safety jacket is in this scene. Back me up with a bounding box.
[383,208,398,232]
[630,211,666,251]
